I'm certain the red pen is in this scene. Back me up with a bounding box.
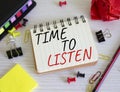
[92,45,120,92]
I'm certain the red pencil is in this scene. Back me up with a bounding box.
[92,45,120,92]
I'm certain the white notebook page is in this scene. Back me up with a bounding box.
[30,16,98,73]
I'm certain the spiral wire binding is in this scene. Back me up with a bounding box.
[67,18,72,26]
[33,25,37,33]
[60,19,65,27]
[33,15,86,33]
[46,22,50,30]
[39,23,43,32]
[80,15,86,23]
[74,16,79,24]
[53,21,57,29]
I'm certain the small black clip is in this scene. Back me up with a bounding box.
[6,36,23,59]
[6,47,23,59]
[6,50,13,59]
[96,30,105,42]
[16,47,23,56]
[77,71,85,78]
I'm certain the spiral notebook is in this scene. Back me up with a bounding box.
[30,15,98,73]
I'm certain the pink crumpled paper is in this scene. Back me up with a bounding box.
[91,0,120,21]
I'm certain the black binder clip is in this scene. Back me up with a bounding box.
[6,36,23,59]
[96,29,111,43]
[96,30,105,42]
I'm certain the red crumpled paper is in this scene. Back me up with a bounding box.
[91,0,120,21]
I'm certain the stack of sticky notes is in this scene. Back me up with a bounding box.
[0,64,38,92]
[0,0,36,40]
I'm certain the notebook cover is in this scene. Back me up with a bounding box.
[30,16,98,73]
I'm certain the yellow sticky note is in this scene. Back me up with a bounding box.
[0,64,38,92]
